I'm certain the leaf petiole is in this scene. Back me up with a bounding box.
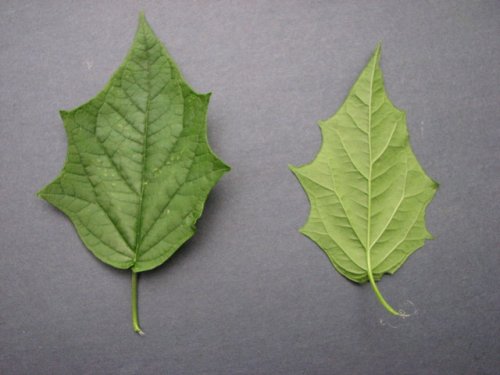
[131,271,144,335]
[367,273,401,316]
[366,250,402,316]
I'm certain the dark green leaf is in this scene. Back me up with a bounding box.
[38,14,230,332]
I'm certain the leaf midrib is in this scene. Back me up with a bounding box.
[133,27,154,265]
[366,47,379,257]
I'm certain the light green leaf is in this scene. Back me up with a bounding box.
[290,44,438,315]
[38,14,230,333]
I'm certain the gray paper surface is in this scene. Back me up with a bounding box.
[1,1,499,374]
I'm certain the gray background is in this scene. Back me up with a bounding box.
[1,0,499,374]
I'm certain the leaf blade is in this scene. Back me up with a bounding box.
[38,15,230,273]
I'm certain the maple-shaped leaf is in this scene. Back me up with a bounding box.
[290,44,438,315]
[38,14,230,333]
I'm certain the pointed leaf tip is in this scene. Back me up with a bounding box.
[372,43,382,62]
[137,12,155,36]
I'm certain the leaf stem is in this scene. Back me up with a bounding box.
[366,251,401,316]
[131,271,144,335]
